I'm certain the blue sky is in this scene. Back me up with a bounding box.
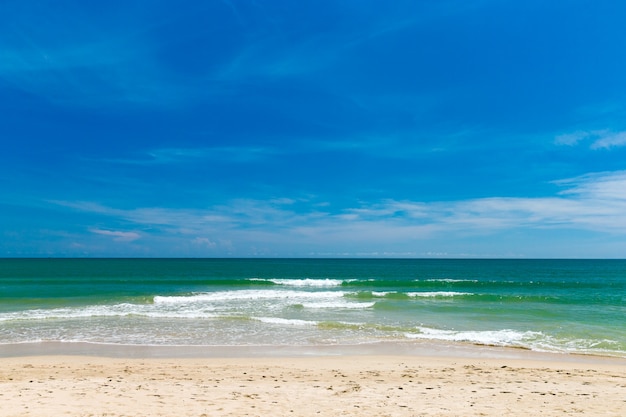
[2,0,626,258]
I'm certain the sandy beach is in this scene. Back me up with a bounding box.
[2,349,626,417]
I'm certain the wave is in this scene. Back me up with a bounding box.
[153,289,376,310]
[404,326,625,356]
[1,289,375,322]
[407,291,472,298]
[335,277,626,298]
[300,301,375,309]
[0,303,222,321]
[154,290,578,306]
[346,290,577,305]
[250,278,346,287]
[3,309,624,357]
[346,291,472,301]
[406,327,542,346]
[252,317,317,326]
[154,289,345,304]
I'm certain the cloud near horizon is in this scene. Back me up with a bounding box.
[50,170,626,256]
[89,229,141,242]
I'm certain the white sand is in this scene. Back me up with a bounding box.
[2,353,626,416]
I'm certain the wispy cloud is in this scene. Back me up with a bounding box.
[0,30,165,106]
[123,146,277,165]
[590,131,626,149]
[0,7,202,108]
[555,171,626,200]
[192,237,217,248]
[90,228,140,242]
[555,129,626,149]
[103,137,431,167]
[554,131,595,146]
[52,170,626,256]
[55,197,310,234]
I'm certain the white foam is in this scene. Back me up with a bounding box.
[302,301,376,309]
[406,327,542,346]
[152,289,376,314]
[266,278,345,287]
[368,291,469,298]
[154,289,345,304]
[0,302,223,321]
[252,317,317,326]
[530,335,622,354]
[1,289,366,323]
[0,305,138,321]
[407,291,471,297]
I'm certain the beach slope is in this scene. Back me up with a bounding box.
[2,355,625,416]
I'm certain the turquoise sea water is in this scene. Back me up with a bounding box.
[1,259,625,357]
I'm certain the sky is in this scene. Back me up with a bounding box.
[1,0,626,258]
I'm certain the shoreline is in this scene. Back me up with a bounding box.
[2,340,626,365]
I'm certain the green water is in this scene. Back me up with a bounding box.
[1,258,625,356]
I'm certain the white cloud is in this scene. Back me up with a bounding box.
[554,131,591,146]
[590,131,626,149]
[192,237,217,247]
[90,228,140,242]
[555,129,626,149]
[104,146,279,166]
[555,171,626,200]
[56,170,626,254]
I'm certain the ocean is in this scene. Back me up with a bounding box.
[1,258,625,357]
